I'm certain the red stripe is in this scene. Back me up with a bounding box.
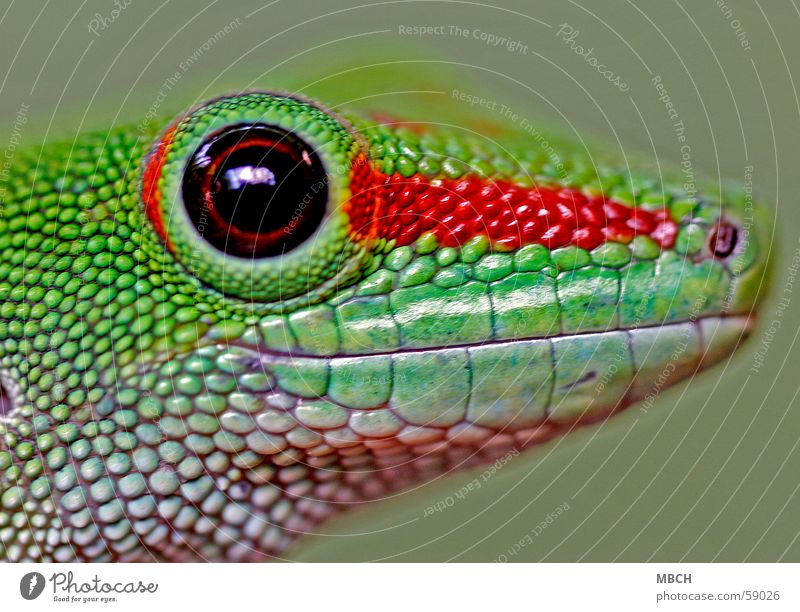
[348,160,678,252]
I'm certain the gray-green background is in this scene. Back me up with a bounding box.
[0,0,796,561]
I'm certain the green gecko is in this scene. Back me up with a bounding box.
[0,91,770,561]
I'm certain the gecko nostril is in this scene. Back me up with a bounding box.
[709,219,739,259]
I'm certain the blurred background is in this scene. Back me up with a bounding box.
[0,0,796,561]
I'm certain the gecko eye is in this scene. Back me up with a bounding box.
[709,219,738,258]
[143,92,374,302]
[182,124,328,258]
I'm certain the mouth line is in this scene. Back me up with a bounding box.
[227,313,755,362]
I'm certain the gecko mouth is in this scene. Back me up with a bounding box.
[195,314,756,433]
[110,313,756,458]
[230,313,756,360]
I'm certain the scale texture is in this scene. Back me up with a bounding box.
[0,92,769,561]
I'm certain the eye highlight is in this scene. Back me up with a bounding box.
[182,124,327,258]
[142,92,374,304]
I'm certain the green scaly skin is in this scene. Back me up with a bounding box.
[0,91,770,561]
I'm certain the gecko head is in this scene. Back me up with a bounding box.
[0,92,771,561]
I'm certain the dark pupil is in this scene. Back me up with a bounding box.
[183,124,327,257]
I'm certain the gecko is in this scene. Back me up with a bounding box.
[0,91,770,561]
